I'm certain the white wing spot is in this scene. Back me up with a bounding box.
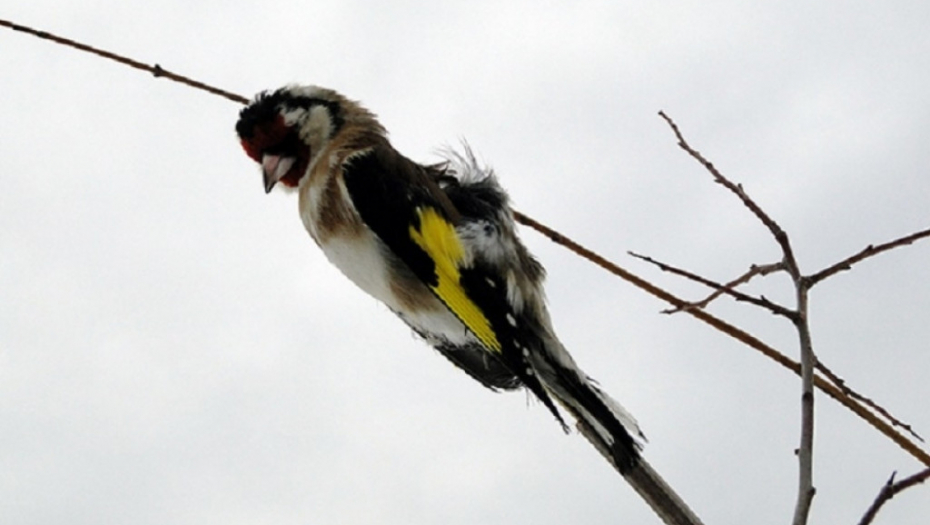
[526,368,534,376]
[522,347,530,358]
[485,278,497,288]
[506,313,517,327]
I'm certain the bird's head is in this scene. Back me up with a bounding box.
[235,85,381,193]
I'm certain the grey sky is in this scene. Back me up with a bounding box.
[2,2,929,524]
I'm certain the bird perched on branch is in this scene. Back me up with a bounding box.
[235,85,701,525]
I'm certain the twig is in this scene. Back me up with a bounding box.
[629,252,795,318]
[814,361,923,443]
[516,213,930,468]
[628,247,924,446]
[857,468,930,525]
[657,112,802,280]
[657,106,930,457]
[0,18,249,105]
[658,110,817,525]
[681,261,787,312]
[806,228,930,287]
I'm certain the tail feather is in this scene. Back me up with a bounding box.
[589,380,645,443]
[532,343,703,524]
[437,147,700,523]
[527,337,644,472]
[546,372,643,472]
[575,419,704,525]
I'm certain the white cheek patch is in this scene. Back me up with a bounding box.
[300,106,335,148]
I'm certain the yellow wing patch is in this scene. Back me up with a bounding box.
[409,207,502,354]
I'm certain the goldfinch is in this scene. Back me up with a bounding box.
[235,86,699,524]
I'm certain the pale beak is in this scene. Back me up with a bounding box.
[261,154,296,194]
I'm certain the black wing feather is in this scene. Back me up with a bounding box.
[341,143,567,428]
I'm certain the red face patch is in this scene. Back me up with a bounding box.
[240,114,289,163]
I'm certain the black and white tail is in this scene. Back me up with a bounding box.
[442,149,703,525]
[533,339,705,525]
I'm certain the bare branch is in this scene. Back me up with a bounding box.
[657,111,802,280]
[0,18,249,105]
[655,110,929,472]
[629,242,923,444]
[516,213,930,467]
[857,468,930,525]
[686,261,786,310]
[792,284,817,525]
[815,361,924,443]
[658,110,818,524]
[628,251,796,318]
[806,227,930,287]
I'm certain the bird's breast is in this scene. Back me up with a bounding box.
[317,231,473,346]
[318,231,398,305]
[298,156,475,348]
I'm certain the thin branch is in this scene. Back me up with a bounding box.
[5,16,928,470]
[806,227,930,287]
[657,111,802,280]
[815,361,924,443]
[657,107,930,460]
[0,18,249,105]
[516,213,930,468]
[792,285,817,525]
[627,251,924,445]
[857,468,930,525]
[653,109,927,450]
[629,252,795,318]
[658,111,817,524]
[683,261,787,311]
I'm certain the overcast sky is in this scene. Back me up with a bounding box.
[2,2,929,524]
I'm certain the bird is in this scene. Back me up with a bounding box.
[235,85,702,525]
